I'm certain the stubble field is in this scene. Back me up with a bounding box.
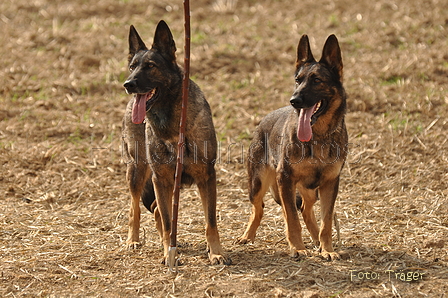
[1,0,447,297]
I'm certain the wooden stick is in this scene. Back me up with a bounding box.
[168,0,190,273]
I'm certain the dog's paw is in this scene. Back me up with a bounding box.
[126,241,141,250]
[209,253,232,266]
[161,254,184,267]
[320,251,340,261]
[291,249,310,259]
[234,237,252,245]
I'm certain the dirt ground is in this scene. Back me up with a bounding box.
[1,0,447,297]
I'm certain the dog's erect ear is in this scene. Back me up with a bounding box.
[152,20,177,64]
[128,25,148,62]
[296,34,315,69]
[320,34,343,80]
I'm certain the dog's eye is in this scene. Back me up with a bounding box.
[147,62,155,68]
[313,78,322,84]
[129,64,136,71]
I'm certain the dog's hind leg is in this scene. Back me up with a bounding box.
[197,168,231,265]
[270,180,281,205]
[237,168,273,245]
[153,206,162,240]
[318,177,340,260]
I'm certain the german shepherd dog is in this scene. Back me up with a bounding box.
[122,20,230,265]
[237,34,348,260]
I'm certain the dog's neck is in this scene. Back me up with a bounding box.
[146,93,182,140]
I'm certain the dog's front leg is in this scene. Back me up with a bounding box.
[127,191,141,248]
[125,163,150,249]
[318,176,340,261]
[277,171,308,258]
[197,169,231,265]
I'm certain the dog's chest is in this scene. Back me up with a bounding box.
[145,134,209,167]
[275,140,346,189]
[147,109,175,136]
[292,160,344,189]
[276,138,346,163]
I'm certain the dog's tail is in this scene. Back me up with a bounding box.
[296,194,304,212]
[295,190,319,212]
[141,180,157,213]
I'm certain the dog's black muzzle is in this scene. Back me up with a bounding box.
[124,79,138,94]
[290,94,305,109]
[290,92,317,110]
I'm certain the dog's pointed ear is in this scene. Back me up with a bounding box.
[296,34,315,69]
[151,20,177,64]
[128,25,148,62]
[320,34,343,80]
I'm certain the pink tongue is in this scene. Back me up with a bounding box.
[132,94,147,124]
[297,104,316,142]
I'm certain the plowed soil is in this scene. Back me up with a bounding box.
[1,0,447,297]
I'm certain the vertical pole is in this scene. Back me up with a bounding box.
[168,0,190,273]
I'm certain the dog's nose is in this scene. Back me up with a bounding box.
[290,95,303,109]
[124,79,137,93]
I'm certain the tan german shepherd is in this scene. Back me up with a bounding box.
[237,34,348,260]
[122,20,230,265]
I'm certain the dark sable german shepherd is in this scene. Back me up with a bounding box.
[237,34,348,260]
[122,20,230,265]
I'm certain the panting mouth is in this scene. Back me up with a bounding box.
[131,88,158,124]
[296,100,326,142]
[310,99,327,125]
